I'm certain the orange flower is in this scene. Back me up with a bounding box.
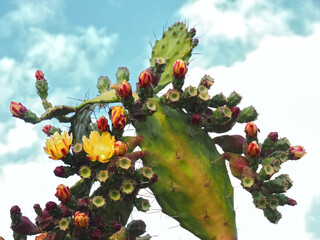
[55,184,71,203]
[111,106,127,130]
[10,101,27,118]
[114,141,128,156]
[173,59,188,79]
[35,233,47,240]
[74,211,89,228]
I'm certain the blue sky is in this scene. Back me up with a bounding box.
[1,0,320,239]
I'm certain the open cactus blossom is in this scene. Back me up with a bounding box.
[44,131,73,160]
[82,131,115,163]
[9,23,306,240]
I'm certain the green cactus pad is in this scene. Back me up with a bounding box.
[151,22,195,93]
[134,97,236,240]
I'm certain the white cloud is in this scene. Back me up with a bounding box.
[0,0,65,38]
[0,119,39,156]
[179,0,320,67]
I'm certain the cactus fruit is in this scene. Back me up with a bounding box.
[9,22,306,240]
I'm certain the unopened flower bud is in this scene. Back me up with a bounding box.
[245,122,258,138]
[42,125,52,136]
[114,141,128,156]
[55,184,71,203]
[247,141,261,158]
[35,233,47,240]
[33,204,42,216]
[138,70,152,88]
[118,80,132,99]
[35,70,45,81]
[45,201,57,212]
[191,113,201,125]
[231,107,240,118]
[112,221,122,231]
[111,106,127,130]
[289,145,306,160]
[97,116,109,132]
[268,132,279,142]
[74,211,89,229]
[91,228,102,240]
[10,101,27,118]
[173,59,188,79]
[10,205,21,215]
[151,173,158,183]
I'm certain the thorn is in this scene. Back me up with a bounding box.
[153,31,158,40]
[204,179,211,187]
[204,210,209,219]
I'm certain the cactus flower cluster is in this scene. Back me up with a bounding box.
[8,22,306,240]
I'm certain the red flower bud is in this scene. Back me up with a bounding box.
[138,70,152,88]
[151,173,158,183]
[74,211,89,229]
[245,122,258,138]
[247,141,261,158]
[90,228,102,240]
[55,184,71,203]
[97,116,109,132]
[191,113,201,125]
[10,205,21,215]
[42,125,52,136]
[111,106,127,130]
[173,59,188,79]
[118,80,132,99]
[112,221,122,231]
[114,141,128,156]
[10,101,27,118]
[289,145,306,160]
[231,107,240,118]
[45,201,57,212]
[35,70,45,81]
[268,132,278,142]
[54,166,65,177]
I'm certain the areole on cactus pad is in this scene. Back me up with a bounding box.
[9,22,305,240]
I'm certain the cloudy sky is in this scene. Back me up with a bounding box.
[1,0,320,239]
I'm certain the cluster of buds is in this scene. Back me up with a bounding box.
[219,120,306,223]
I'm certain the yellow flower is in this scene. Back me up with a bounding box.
[44,131,73,160]
[109,227,128,240]
[82,131,115,163]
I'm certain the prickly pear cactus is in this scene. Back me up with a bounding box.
[9,22,306,240]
